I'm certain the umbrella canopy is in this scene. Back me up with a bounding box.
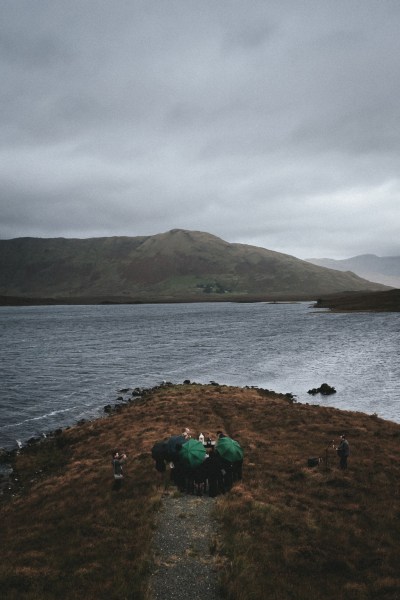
[151,441,168,461]
[179,438,207,468]
[216,437,244,462]
[166,435,186,461]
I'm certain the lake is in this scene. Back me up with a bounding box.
[0,302,399,449]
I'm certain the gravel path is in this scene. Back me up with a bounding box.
[149,491,222,600]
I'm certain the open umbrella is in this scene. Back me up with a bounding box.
[166,435,186,461]
[179,438,206,468]
[216,437,244,462]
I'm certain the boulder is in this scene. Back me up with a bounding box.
[308,383,336,396]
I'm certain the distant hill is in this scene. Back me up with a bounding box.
[306,254,400,288]
[0,229,387,302]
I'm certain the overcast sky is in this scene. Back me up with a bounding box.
[1,1,400,259]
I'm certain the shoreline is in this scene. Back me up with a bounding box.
[0,294,317,306]
[2,376,399,455]
[2,289,399,311]
[0,381,296,455]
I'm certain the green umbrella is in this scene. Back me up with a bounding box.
[179,438,207,468]
[216,437,244,462]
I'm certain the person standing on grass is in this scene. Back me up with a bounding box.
[337,434,350,469]
[112,450,127,490]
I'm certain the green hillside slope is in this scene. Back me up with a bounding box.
[0,229,387,300]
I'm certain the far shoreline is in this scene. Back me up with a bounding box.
[1,289,399,310]
[0,294,317,306]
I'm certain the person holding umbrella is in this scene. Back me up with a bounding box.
[177,438,206,494]
[215,434,244,490]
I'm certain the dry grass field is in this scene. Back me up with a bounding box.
[1,383,400,599]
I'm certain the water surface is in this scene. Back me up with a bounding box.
[0,302,399,449]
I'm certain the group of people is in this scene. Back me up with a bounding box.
[112,431,349,493]
[151,429,243,497]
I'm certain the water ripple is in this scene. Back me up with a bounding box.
[0,302,399,449]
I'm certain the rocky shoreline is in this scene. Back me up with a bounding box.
[0,380,296,498]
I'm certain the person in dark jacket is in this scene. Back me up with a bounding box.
[205,445,225,497]
[337,434,350,469]
[151,441,168,472]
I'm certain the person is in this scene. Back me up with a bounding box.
[337,434,350,469]
[216,430,227,439]
[151,441,167,472]
[171,443,186,491]
[182,428,191,440]
[112,450,127,490]
[205,445,224,497]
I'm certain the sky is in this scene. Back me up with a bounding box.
[1,0,400,259]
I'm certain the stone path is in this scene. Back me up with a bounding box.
[149,491,222,600]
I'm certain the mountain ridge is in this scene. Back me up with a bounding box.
[306,254,400,288]
[0,229,387,300]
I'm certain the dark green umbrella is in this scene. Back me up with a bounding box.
[216,437,244,462]
[179,438,206,468]
[166,435,186,461]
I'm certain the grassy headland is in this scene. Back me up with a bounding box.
[314,289,400,312]
[1,383,400,599]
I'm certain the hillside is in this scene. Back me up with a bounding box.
[314,288,400,312]
[0,230,387,301]
[1,383,400,599]
[307,254,400,288]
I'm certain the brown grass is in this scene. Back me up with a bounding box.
[1,384,400,599]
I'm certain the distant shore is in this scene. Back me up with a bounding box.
[1,289,399,311]
[314,288,400,312]
[0,294,316,306]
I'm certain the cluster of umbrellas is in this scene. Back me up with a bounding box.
[170,435,244,468]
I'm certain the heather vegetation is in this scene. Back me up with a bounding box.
[1,383,400,599]
[315,289,400,312]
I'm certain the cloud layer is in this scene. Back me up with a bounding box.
[1,0,400,258]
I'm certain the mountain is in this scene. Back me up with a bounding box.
[0,229,387,301]
[306,254,400,288]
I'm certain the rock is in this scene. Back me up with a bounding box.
[104,405,112,413]
[307,383,336,396]
[27,436,40,446]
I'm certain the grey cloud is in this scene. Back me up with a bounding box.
[1,0,400,259]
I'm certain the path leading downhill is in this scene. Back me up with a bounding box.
[149,491,222,600]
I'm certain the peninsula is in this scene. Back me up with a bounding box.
[1,382,399,599]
